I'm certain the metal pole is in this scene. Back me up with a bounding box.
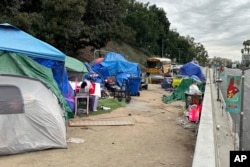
[213,65,215,83]
[94,50,97,60]
[239,69,245,151]
[234,119,237,150]
[217,84,220,100]
[217,68,221,101]
[94,49,109,60]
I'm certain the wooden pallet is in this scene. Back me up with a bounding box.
[68,119,135,127]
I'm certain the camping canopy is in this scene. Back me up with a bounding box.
[65,56,88,81]
[0,23,75,116]
[0,23,66,86]
[0,23,66,61]
[65,56,88,73]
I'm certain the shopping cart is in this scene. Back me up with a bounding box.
[115,78,131,103]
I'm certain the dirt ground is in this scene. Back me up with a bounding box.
[0,84,197,167]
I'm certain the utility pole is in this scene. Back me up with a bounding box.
[239,40,250,151]
[239,65,250,151]
[178,48,181,63]
[239,67,245,151]
[216,65,222,101]
[161,39,164,58]
[239,43,250,150]
[162,39,168,58]
[213,64,216,84]
[178,48,183,63]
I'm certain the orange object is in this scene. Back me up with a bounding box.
[95,58,104,64]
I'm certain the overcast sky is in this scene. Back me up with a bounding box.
[137,0,250,62]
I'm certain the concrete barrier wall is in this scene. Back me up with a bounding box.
[192,68,216,167]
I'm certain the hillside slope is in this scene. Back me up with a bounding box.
[76,41,149,72]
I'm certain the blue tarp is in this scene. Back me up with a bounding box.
[179,61,205,82]
[92,52,141,86]
[84,62,105,87]
[0,23,66,61]
[0,23,74,116]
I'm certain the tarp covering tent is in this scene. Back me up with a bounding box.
[92,52,141,86]
[179,61,206,82]
[162,61,206,104]
[0,75,67,155]
[0,23,74,117]
[65,56,88,81]
[0,51,71,118]
[162,78,205,104]
[83,62,105,87]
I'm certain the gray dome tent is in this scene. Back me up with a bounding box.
[0,75,67,155]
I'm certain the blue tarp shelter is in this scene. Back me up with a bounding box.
[0,23,74,118]
[92,52,141,86]
[179,61,205,82]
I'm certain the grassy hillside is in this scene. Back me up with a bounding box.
[77,41,150,72]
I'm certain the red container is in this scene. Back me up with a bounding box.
[189,105,200,122]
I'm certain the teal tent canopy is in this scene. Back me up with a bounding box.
[65,56,88,73]
[65,56,88,81]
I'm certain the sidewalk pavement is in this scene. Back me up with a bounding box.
[211,69,236,167]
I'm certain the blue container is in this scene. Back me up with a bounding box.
[128,77,141,96]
